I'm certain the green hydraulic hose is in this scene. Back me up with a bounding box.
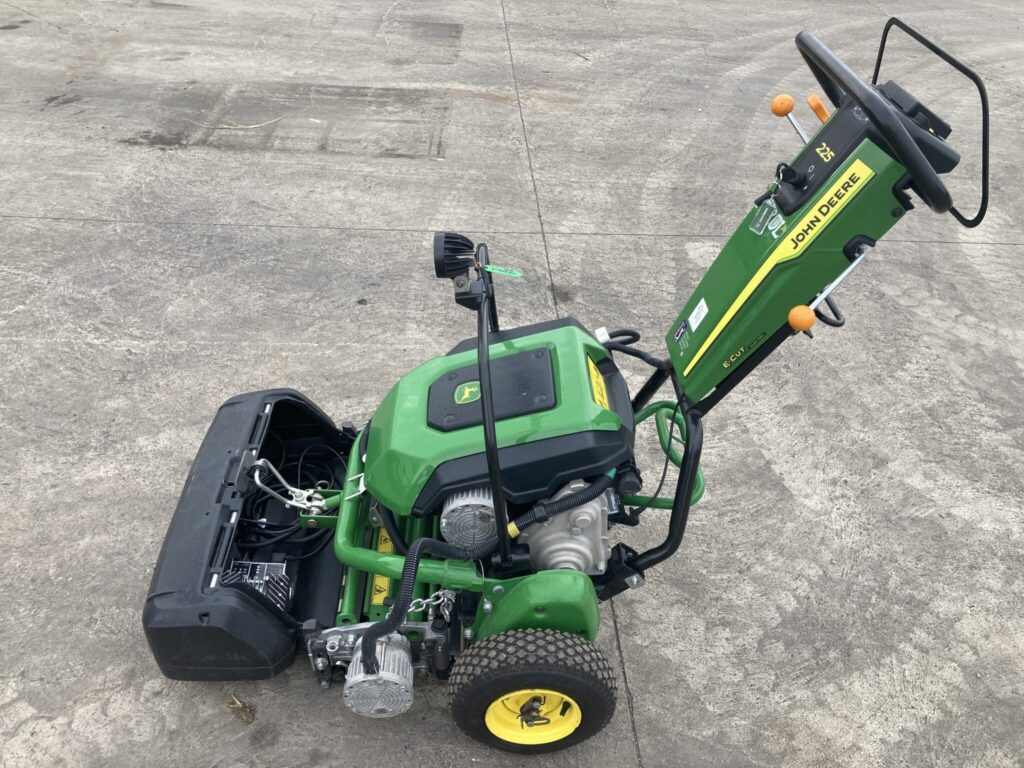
[627,400,705,509]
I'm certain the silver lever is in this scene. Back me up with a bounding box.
[771,94,809,143]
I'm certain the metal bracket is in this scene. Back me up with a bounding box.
[250,456,327,512]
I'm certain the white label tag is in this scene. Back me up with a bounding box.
[688,298,709,332]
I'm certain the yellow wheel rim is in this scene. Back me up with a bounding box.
[483,688,583,745]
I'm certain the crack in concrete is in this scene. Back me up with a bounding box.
[499,0,559,316]
[610,598,644,768]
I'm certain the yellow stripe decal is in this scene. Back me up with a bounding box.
[683,159,874,377]
[370,528,394,606]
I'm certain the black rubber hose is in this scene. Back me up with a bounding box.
[604,341,671,370]
[360,535,498,673]
[517,471,615,527]
[377,506,409,555]
[359,472,616,673]
[814,296,845,328]
[606,329,640,345]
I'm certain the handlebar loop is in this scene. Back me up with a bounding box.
[795,31,952,214]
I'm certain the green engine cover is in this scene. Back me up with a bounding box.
[668,138,907,402]
[363,322,625,516]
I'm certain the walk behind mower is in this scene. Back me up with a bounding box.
[144,20,989,753]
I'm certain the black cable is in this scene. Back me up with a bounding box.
[377,506,409,555]
[296,443,348,489]
[238,519,299,530]
[285,530,333,561]
[265,431,288,465]
[630,408,704,573]
[607,329,641,345]
[236,524,302,549]
[628,402,679,519]
[604,340,671,370]
[517,472,616,525]
[814,296,845,327]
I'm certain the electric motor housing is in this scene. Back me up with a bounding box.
[344,634,416,718]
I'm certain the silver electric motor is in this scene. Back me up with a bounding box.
[519,479,613,574]
[343,633,415,718]
[440,486,496,547]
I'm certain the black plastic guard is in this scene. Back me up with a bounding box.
[142,389,349,681]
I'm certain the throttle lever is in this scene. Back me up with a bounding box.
[771,94,809,142]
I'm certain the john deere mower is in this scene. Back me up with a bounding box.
[144,20,989,752]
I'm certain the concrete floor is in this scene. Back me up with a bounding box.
[1,0,1022,766]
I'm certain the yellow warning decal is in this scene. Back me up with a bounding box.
[370,528,394,606]
[587,357,610,410]
[683,158,874,377]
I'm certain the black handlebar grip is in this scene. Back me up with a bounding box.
[794,31,951,214]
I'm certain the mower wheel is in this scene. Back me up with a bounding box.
[448,628,616,753]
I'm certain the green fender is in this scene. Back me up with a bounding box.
[473,569,600,642]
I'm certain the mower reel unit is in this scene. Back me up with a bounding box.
[143,20,989,753]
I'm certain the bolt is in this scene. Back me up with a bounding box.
[307,518,318,528]
[315,657,328,670]
[570,526,582,536]
[482,599,493,614]
[492,585,504,595]
[625,573,645,589]
[463,628,474,640]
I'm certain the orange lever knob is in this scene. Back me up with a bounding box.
[771,94,795,117]
[807,93,830,123]
[788,305,816,332]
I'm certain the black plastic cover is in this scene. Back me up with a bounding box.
[426,347,556,432]
[142,389,349,681]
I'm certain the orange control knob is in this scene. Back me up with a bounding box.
[771,94,795,117]
[807,93,830,123]
[788,305,817,332]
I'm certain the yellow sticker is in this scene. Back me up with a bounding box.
[587,357,610,410]
[683,158,874,377]
[370,528,393,606]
